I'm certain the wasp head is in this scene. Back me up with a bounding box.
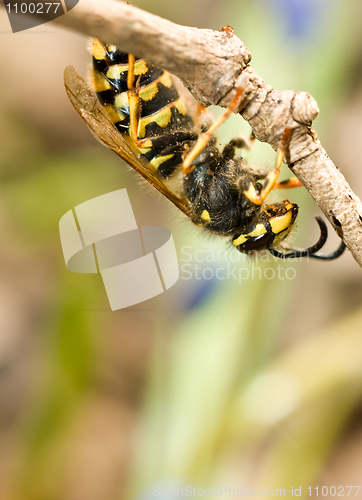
[232,201,298,254]
[232,202,346,260]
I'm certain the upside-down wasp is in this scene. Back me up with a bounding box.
[64,38,346,261]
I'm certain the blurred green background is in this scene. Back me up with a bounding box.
[0,1,362,499]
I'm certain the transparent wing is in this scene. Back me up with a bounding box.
[64,65,190,216]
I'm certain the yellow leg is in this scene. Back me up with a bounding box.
[127,54,142,146]
[181,86,246,174]
[243,127,292,205]
[274,177,302,189]
[127,54,135,91]
[126,54,154,149]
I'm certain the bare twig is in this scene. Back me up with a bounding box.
[3,0,362,266]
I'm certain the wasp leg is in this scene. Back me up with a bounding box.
[243,127,292,205]
[126,54,156,149]
[181,86,246,174]
[274,177,303,189]
[126,55,197,152]
[126,54,142,147]
[222,131,256,161]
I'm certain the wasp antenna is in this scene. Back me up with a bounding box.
[269,216,330,259]
[308,239,346,260]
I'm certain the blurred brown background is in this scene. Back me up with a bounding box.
[0,1,362,499]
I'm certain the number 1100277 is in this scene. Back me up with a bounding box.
[5,3,60,14]
[308,486,361,496]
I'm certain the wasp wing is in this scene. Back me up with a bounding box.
[64,65,189,216]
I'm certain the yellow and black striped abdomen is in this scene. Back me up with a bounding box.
[90,38,197,178]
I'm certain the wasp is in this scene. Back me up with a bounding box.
[64,38,345,260]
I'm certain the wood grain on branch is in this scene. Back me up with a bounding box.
[3,0,362,266]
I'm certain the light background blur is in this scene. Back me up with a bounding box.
[0,1,362,499]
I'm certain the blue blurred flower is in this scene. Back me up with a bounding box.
[183,276,219,311]
[258,0,329,42]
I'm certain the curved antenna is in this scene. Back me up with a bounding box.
[269,216,345,260]
[308,240,346,260]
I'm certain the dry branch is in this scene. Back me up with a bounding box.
[3,0,362,266]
